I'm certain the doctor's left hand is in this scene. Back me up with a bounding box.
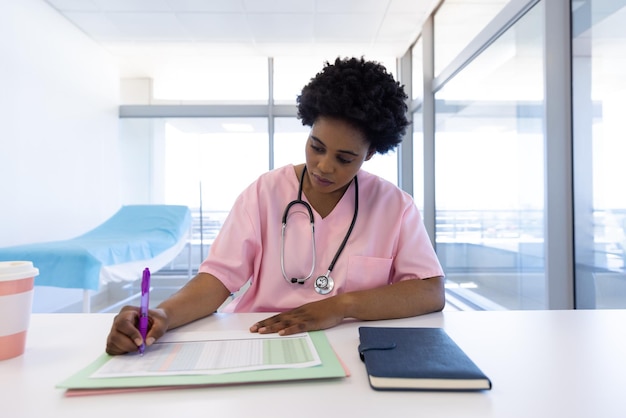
[250,297,346,336]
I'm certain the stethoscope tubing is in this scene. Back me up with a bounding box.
[280,199,316,284]
[280,166,358,293]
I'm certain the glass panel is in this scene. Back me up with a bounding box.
[573,1,626,308]
[163,118,269,210]
[274,117,310,168]
[434,4,545,310]
[119,117,269,265]
[273,57,334,105]
[364,148,398,185]
[434,0,511,76]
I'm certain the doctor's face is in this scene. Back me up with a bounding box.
[305,116,374,195]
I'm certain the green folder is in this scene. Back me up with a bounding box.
[57,331,347,394]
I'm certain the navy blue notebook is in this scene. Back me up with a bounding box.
[358,327,492,391]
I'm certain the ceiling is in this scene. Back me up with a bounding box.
[44,0,439,78]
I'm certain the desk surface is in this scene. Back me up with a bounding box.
[2,310,625,418]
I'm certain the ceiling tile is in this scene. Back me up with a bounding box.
[176,13,252,41]
[104,41,200,56]
[388,0,436,14]
[315,13,382,41]
[42,0,432,76]
[92,0,172,12]
[378,14,423,41]
[315,0,389,14]
[165,0,245,13]
[106,12,190,40]
[243,0,315,13]
[45,0,100,12]
[63,11,124,40]
[248,14,315,42]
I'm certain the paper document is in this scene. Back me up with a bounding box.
[57,329,348,392]
[91,331,321,378]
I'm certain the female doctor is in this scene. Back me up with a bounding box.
[106,57,445,355]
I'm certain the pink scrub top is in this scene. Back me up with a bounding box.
[199,165,444,312]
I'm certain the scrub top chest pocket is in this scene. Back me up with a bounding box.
[345,256,393,292]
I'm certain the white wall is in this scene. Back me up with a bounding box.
[0,0,121,247]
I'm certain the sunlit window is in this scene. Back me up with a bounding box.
[163,118,269,210]
[434,0,512,76]
[434,3,545,310]
[573,2,626,308]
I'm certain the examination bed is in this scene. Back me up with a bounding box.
[0,205,192,312]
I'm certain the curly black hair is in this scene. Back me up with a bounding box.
[296,57,409,154]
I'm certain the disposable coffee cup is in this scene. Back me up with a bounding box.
[0,261,38,360]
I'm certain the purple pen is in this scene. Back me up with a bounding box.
[138,267,150,355]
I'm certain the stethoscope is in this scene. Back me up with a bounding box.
[280,166,359,295]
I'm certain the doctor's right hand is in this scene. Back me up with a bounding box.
[105,305,169,355]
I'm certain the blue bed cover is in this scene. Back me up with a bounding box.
[0,205,192,290]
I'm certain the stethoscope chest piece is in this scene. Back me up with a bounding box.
[314,274,334,295]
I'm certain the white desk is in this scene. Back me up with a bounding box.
[1,310,625,418]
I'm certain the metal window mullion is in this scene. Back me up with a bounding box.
[422,15,436,248]
[544,0,574,309]
[268,57,275,171]
[433,0,540,94]
[397,52,413,196]
[119,104,270,118]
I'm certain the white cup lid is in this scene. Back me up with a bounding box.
[0,261,40,282]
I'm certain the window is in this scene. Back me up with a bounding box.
[434,0,512,76]
[274,117,310,168]
[573,2,626,308]
[163,118,269,210]
[273,57,333,105]
[434,3,545,310]
[120,117,268,264]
